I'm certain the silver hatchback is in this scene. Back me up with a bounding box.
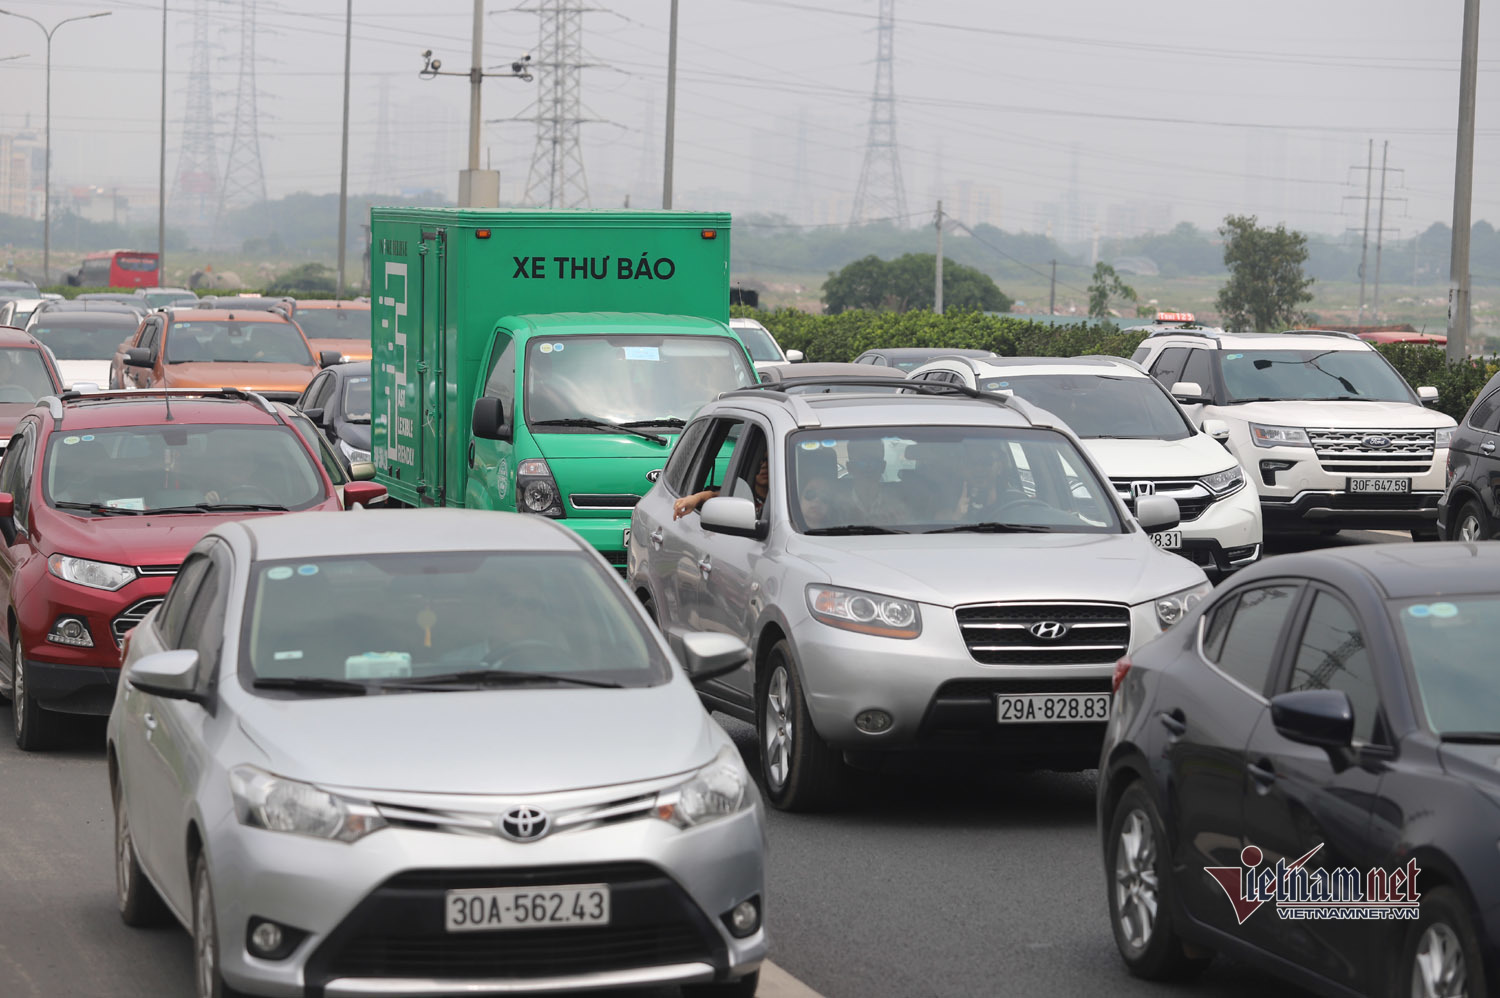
[629,380,1211,810]
[107,509,766,998]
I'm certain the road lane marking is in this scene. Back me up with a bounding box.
[761,960,824,997]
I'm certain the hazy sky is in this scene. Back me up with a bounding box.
[0,0,1496,244]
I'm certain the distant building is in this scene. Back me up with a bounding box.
[0,132,44,219]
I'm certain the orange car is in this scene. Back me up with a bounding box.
[287,299,372,363]
[111,308,332,403]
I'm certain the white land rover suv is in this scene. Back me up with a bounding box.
[1130,329,1456,537]
[908,355,1262,575]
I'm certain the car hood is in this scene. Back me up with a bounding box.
[1438,743,1500,797]
[1217,399,1456,429]
[163,361,319,392]
[534,431,679,518]
[338,420,372,451]
[309,338,372,362]
[44,507,290,565]
[57,358,113,388]
[1082,434,1238,478]
[233,681,721,795]
[787,531,1207,608]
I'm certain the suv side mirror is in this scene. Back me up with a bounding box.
[1135,495,1181,533]
[1201,418,1231,443]
[343,481,387,509]
[1171,381,1209,404]
[699,496,767,539]
[472,396,507,440]
[302,406,327,427]
[1271,689,1354,749]
[127,649,204,703]
[125,347,153,368]
[669,629,750,684]
[318,350,343,369]
[786,349,804,363]
[1417,386,1439,405]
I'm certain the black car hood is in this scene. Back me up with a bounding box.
[1438,743,1500,797]
[337,419,371,451]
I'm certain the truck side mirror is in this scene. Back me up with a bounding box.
[125,347,153,368]
[472,396,507,440]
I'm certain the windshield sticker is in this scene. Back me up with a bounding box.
[820,439,838,448]
[800,440,821,450]
[552,342,564,352]
[345,651,412,680]
[624,346,660,361]
[105,497,145,510]
[1430,602,1458,618]
[1407,605,1433,618]
[80,434,94,442]
[296,564,319,576]
[266,566,294,581]
[539,343,553,354]
[62,435,79,445]
[273,650,303,660]
[1225,353,1244,360]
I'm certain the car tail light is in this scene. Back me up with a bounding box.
[1111,656,1132,695]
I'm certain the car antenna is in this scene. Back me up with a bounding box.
[163,391,173,421]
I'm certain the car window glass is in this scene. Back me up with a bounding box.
[284,411,347,485]
[1149,347,1188,387]
[1288,592,1380,743]
[1202,594,1237,660]
[1181,350,1213,392]
[482,333,516,426]
[179,564,225,669]
[308,374,334,410]
[687,419,743,494]
[1467,389,1500,432]
[0,428,27,503]
[663,418,710,496]
[725,425,769,515]
[159,555,211,646]
[1129,347,1150,364]
[1207,583,1300,696]
[6,427,33,528]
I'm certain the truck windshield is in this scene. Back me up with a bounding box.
[524,334,755,426]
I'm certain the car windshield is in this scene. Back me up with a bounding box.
[44,424,326,513]
[165,321,313,365]
[787,425,1122,534]
[976,373,1194,440]
[524,334,756,426]
[342,376,371,422]
[1218,349,1414,403]
[733,324,783,362]
[1394,596,1500,736]
[28,317,138,360]
[142,292,197,308]
[0,348,58,402]
[294,308,368,341]
[242,551,668,691]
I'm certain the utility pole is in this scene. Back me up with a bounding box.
[1372,140,1389,325]
[1049,260,1057,316]
[663,0,678,209]
[157,0,166,287]
[1447,0,1480,361]
[934,200,943,314]
[1357,139,1372,322]
[336,0,352,296]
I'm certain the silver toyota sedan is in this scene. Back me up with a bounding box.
[107,509,766,998]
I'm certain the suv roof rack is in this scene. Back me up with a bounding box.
[723,376,1042,422]
[1281,328,1362,341]
[49,387,279,419]
[1143,327,1221,340]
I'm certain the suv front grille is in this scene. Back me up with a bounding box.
[1111,479,1215,522]
[112,597,163,646]
[1308,428,1434,474]
[956,602,1130,665]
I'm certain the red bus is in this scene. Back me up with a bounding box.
[70,250,160,288]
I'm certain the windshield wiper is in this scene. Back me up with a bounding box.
[53,501,144,516]
[620,417,686,429]
[803,524,910,535]
[382,668,624,690]
[252,676,371,696]
[530,417,667,445]
[1439,731,1500,744]
[145,502,291,514]
[925,521,1053,534]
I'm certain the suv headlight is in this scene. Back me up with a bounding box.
[1153,581,1212,630]
[1435,427,1455,448]
[229,765,387,843]
[1250,423,1311,448]
[1200,466,1245,495]
[806,584,921,639]
[47,554,136,591]
[654,747,751,828]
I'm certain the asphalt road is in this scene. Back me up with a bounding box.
[0,529,1404,998]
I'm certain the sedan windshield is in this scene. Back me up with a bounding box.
[293,308,369,341]
[733,324,784,362]
[975,373,1193,440]
[524,334,756,426]
[0,348,58,402]
[242,551,668,691]
[165,321,313,365]
[44,424,327,513]
[1219,349,1414,403]
[28,316,138,360]
[1395,597,1500,735]
[343,376,371,422]
[788,425,1121,534]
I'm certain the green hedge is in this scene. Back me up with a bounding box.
[736,307,1495,421]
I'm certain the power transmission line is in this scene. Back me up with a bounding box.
[851,0,906,225]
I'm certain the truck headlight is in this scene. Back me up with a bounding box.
[654,747,751,828]
[229,765,387,843]
[517,458,564,517]
[1153,582,1212,629]
[47,554,136,591]
[1200,466,1245,495]
[1250,424,1311,448]
[806,584,921,639]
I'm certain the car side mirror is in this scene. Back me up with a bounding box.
[1271,689,1354,749]
[1135,495,1181,533]
[1171,381,1209,404]
[125,347,153,368]
[349,461,376,482]
[471,396,507,440]
[1417,386,1439,405]
[318,350,343,369]
[669,629,750,684]
[127,649,203,702]
[1201,418,1231,443]
[343,481,387,509]
[302,406,327,427]
[786,349,804,363]
[699,496,767,540]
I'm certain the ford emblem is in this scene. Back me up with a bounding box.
[1362,435,1392,449]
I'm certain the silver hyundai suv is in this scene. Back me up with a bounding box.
[628,378,1211,810]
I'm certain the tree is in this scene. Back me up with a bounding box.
[1216,214,1315,331]
[821,253,1012,314]
[1087,262,1137,318]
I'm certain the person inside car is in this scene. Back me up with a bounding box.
[673,456,769,520]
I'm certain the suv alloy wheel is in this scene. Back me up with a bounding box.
[756,641,846,811]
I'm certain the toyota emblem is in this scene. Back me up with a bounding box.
[498,806,551,842]
[1362,435,1392,449]
[1029,621,1069,640]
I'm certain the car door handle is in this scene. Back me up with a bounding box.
[1483,441,1496,454]
[143,712,157,732]
[1158,710,1187,737]
[650,528,663,550]
[698,555,712,578]
[1247,759,1276,788]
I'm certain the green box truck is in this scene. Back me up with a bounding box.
[368,207,757,565]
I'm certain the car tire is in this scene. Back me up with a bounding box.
[756,640,846,812]
[637,589,658,625]
[1410,527,1440,542]
[1106,781,1212,981]
[193,855,248,998]
[13,633,55,752]
[114,779,171,927]
[1454,499,1490,543]
[1403,886,1486,998]
[683,970,760,997]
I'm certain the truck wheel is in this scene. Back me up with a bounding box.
[756,641,846,811]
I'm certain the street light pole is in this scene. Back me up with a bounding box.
[1447,0,1481,361]
[662,0,678,209]
[336,0,353,297]
[0,9,111,285]
[158,0,167,287]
